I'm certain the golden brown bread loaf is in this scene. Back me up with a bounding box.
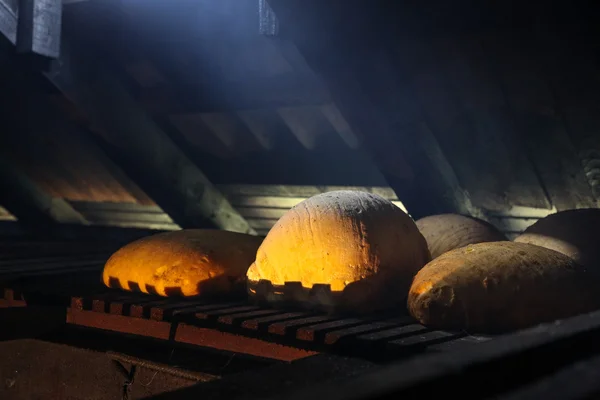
[416,214,507,259]
[247,190,431,313]
[408,241,600,333]
[514,208,600,270]
[103,229,263,297]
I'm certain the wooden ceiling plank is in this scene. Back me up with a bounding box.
[266,0,481,219]
[533,29,600,203]
[225,196,305,209]
[0,53,158,207]
[198,112,264,156]
[0,61,89,228]
[236,109,277,150]
[319,103,361,149]
[0,7,254,234]
[0,153,89,227]
[0,205,16,221]
[277,105,330,150]
[39,31,255,233]
[422,35,551,211]
[484,34,597,211]
[168,113,234,159]
[234,207,287,220]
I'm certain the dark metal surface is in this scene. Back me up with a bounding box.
[268,308,600,400]
[145,354,377,400]
[497,354,600,400]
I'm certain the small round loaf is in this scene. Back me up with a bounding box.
[416,214,507,259]
[408,241,600,333]
[247,190,431,313]
[514,208,600,270]
[103,229,263,297]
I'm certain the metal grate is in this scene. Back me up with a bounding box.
[63,290,489,362]
[2,279,489,363]
[271,307,600,400]
[0,240,490,364]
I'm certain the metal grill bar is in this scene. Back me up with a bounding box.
[273,308,600,400]
[65,291,489,362]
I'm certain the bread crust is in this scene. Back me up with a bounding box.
[514,208,600,271]
[247,191,431,313]
[408,241,600,333]
[102,229,263,297]
[416,214,507,259]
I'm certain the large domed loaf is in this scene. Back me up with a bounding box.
[514,209,600,271]
[416,214,507,259]
[408,241,600,333]
[103,229,263,297]
[247,191,431,313]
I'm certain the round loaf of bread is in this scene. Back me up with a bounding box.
[408,241,600,333]
[246,190,431,313]
[103,229,263,297]
[514,208,600,270]
[416,214,507,259]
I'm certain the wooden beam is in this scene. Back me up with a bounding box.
[258,0,279,36]
[0,153,88,227]
[15,0,62,58]
[0,58,89,228]
[0,0,62,57]
[266,0,481,219]
[35,22,255,233]
[1,52,181,234]
[0,0,18,45]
